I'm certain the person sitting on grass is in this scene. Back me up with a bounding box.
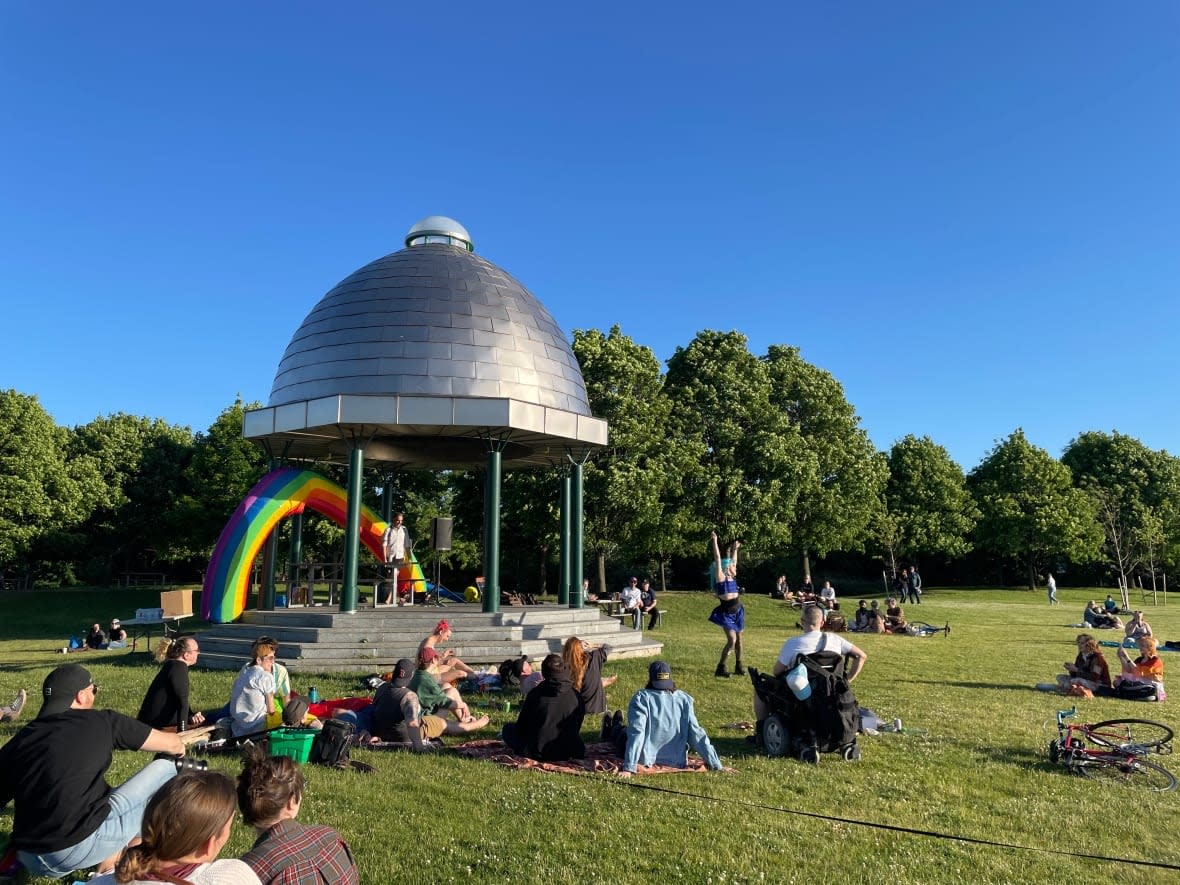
[86,623,108,650]
[137,636,207,731]
[1083,601,1121,630]
[95,771,261,885]
[849,600,871,632]
[229,641,278,737]
[884,598,907,634]
[370,658,485,750]
[562,636,618,716]
[409,648,488,727]
[1116,636,1165,694]
[1125,610,1153,642]
[237,746,359,884]
[1104,595,1120,615]
[0,664,186,879]
[107,619,129,650]
[1055,634,1113,694]
[614,661,723,777]
[502,653,585,762]
[418,619,477,686]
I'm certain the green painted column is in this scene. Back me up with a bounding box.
[342,444,364,613]
[261,533,278,610]
[570,461,584,609]
[287,510,304,598]
[482,449,502,614]
[381,475,394,524]
[558,472,571,605]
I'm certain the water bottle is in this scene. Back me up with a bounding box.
[308,686,319,703]
[892,718,902,733]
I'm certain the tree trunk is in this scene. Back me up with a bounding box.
[659,558,667,591]
[536,544,548,596]
[597,549,607,598]
[1027,559,1036,591]
[802,551,812,584]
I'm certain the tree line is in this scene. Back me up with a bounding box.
[2,327,1178,596]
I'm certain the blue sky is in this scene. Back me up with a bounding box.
[2,2,1177,470]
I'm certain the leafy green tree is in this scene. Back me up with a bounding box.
[174,400,268,556]
[765,345,886,582]
[574,327,686,593]
[1061,431,1180,602]
[68,414,195,579]
[0,390,89,571]
[663,331,806,562]
[883,435,978,564]
[968,430,1102,589]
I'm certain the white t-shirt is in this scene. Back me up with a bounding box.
[91,860,261,885]
[383,524,408,561]
[230,665,276,736]
[777,630,853,667]
[620,586,642,608]
[819,585,836,601]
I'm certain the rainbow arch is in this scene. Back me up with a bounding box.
[201,467,423,623]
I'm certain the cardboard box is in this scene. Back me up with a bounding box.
[160,589,193,618]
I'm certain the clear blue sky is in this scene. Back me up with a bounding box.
[2,2,1177,470]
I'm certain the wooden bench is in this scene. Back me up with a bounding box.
[121,572,167,587]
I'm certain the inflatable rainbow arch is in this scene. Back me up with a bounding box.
[201,467,424,623]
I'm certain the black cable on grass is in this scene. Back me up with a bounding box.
[611,778,1180,872]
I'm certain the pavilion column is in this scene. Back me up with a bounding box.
[569,459,584,609]
[287,510,304,599]
[482,439,508,614]
[341,444,365,613]
[558,470,571,605]
[260,458,281,610]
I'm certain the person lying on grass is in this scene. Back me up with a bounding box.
[370,658,487,750]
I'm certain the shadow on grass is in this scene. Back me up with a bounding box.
[905,679,1048,692]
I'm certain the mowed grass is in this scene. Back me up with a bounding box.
[2,586,1179,884]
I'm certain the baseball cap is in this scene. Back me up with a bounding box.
[391,658,415,688]
[41,663,93,716]
[647,660,675,691]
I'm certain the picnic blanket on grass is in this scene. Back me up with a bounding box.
[453,739,721,775]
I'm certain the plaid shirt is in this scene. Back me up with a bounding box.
[243,819,359,885]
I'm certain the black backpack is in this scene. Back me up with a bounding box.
[796,651,860,753]
[309,718,355,768]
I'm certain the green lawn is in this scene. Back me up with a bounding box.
[2,586,1178,884]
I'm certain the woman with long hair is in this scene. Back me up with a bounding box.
[137,636,205,731]
[109,771,259,884]
[237,746,358,884]
[1056,634,1113,693]
[561,636,616,715]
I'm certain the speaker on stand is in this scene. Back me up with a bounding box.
[427,517,453,607]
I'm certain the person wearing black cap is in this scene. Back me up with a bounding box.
[618,661,723,777]
[501,654,585,762]
[0,663,186,879]
[370,658,487,750]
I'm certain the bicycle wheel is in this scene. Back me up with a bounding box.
[1075,756,1177,792]
[1086,719,1173,754]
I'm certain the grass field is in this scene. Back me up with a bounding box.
[2,585,1179,884]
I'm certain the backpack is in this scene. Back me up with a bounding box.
[794,650,860,753]
[1115,680,1158,701]
[309,718,355,768]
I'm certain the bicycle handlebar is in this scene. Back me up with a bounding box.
[1056,707,1078,727]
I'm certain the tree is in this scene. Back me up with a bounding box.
[663,331,807,560]
[0,390,89,572]
[573,326,685,592]
[968,430,1102,589]
[764,345,887,582]
[883,435,978,563]
[174,400,268,556]
[1061,431,1180,603]
[67,414,195,580]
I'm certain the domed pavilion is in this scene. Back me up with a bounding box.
[242,216,607,613]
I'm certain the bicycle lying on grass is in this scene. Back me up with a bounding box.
[1049,707,1176,792]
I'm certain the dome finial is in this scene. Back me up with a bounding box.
[405,215,473,251]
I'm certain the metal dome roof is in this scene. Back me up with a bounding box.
[244,218,605,468]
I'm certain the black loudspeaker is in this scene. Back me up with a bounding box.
[430,517,453,551]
